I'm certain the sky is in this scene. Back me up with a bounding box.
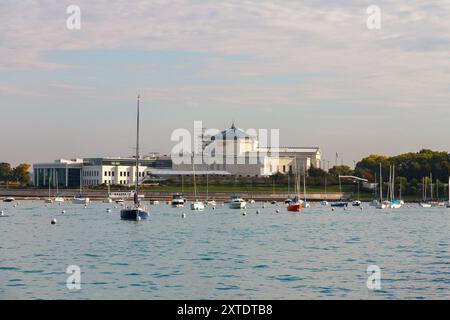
[1,0,450,167]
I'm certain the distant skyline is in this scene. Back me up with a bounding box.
[1,1,450,166]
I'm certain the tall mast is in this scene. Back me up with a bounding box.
[135,95,140,204]
[379,163,383,202]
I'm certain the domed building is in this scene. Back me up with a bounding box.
[172,123,321,177]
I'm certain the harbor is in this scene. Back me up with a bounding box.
[1,199,449,300]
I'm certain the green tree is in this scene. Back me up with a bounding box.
[329,165,354,177]
[12,163,31,185]
[0,162,12,183]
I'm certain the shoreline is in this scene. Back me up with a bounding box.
[0,189,431,202]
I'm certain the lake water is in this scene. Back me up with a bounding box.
[0,201,449,300]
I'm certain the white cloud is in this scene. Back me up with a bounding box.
[1,0,450,112]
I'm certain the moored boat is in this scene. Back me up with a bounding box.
[171,194,185,207]
[3,197,15,203]
[331,201,348,208]
[73,194,90,205]
[352,200,362,207]
[229,195,247,209]
[120,95,149,221]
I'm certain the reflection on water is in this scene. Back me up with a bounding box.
[0,201,449,299]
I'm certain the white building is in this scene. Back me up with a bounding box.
[33,156,172,188]
[172,124,321,177]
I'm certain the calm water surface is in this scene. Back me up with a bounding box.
[0,201,449,299]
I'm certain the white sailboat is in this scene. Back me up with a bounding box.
[419,176,432,208]
[45,175,53,203]
[302,164,310,208]
[447,177,450,208]
[204,172,216,206]
[103,183,113,203]
[376,164,388,209]
[388,165,402,209]
[54,171,65,203]
[190,161,204,211]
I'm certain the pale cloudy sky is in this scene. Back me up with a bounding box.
[1,0,450,166]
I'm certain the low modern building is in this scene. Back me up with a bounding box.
[33,155,172,188]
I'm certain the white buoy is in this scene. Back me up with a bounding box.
[106,209,111,213]
[243,212,247,216]
[61,210,66,214]
[212,207,216,210]
[262,205,266,209]
[332,208,335,211]
[1,210,4,216]
[51,218,57,225]
[256,210,260,214]
[182,213,186,219]
[276,209,280,213]
[136,216,141,221]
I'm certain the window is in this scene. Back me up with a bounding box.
[104,171,107,177]
[112,172,115,177]
[120,172,123,177]
[283,165,286,173]
[127,172,130,177]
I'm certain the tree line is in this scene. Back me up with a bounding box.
[0,163,31,186]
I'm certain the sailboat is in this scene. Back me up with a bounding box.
[45,174,53,203]
[204,172,216,206]
[54,171,65,203]
[190,159,205,211]
[120,95,149,221]
[388,165,402,209]
[419,176,432,208]
[287,161,303,212]
[302,164,310,208]
[331,175,348,208]
[284,173,292,205]
[352,179,362,207]
[447,177,450,208]
[321,176,329,206]
[376,164,388,209]
[103,183,113,203]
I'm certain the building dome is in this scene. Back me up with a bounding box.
[212,123,254,141]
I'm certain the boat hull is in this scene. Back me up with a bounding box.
[120,209,149,220]
[331,202,348,208]
[3,198,15,203]
[229,202,246,209]
[73,198,90,205]
[287,203,302,212]
[190,202,205,210]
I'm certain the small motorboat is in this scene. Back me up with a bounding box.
[204,200,216,206]
[248,199,256,204]
[352,200,362,207]
[73,194,90,204]
[190,200,205,211]
[321,201,329,206]
[44,198,53,204]
[3,197,15,203]
[229,195,247,209]
[115,199,125,205]
[171,194,185,208]
[271,200,277,205]
[149,200,160,205]
[284,198,292,205]
[103,198,113,204]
